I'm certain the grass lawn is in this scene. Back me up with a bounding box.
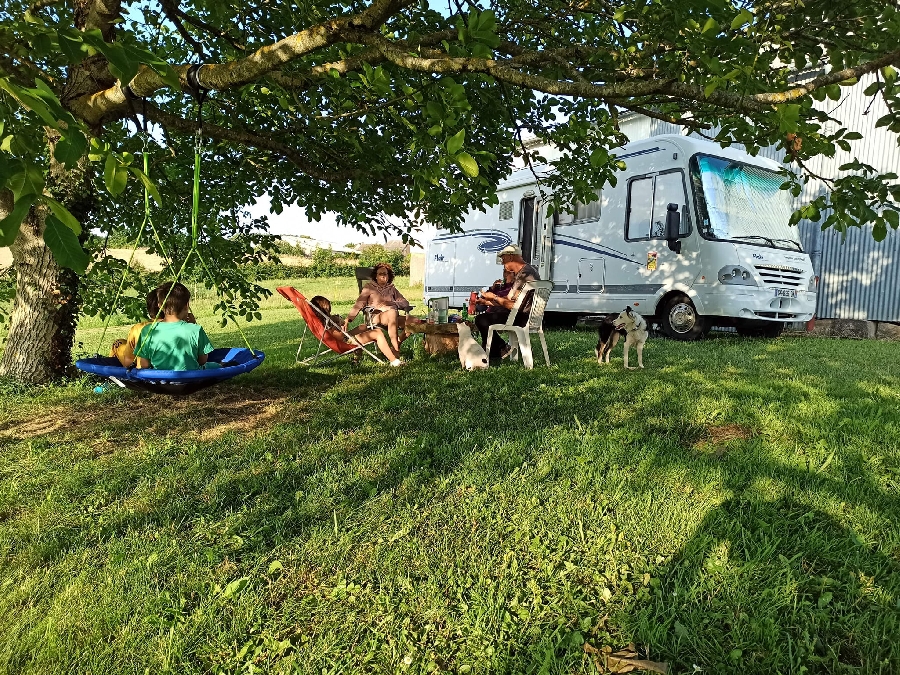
[1,276,899,674]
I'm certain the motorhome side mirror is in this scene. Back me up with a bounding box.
[665,203,682,254]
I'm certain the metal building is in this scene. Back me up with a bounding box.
[615,72,900,323]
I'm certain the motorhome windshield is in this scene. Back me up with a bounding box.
[690,154,802,251]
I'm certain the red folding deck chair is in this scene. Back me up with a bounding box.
[276,286,385,365]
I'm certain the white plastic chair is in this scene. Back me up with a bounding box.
[485,280,553,369]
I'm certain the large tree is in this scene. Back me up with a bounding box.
[1,0,899,383]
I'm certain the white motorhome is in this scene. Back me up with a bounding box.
[424,135,817,338]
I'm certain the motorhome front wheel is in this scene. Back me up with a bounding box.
[662,294,705,341]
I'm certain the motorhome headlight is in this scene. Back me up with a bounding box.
[808,275,818,292]
[718,265,757,286]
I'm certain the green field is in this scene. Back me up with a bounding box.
[1,277,899,674]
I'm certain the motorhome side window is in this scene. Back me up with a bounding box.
[626,171,690,240]
[556,190,601,225]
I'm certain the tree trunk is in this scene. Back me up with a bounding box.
[0,214,79,383]
[0,145,94,384]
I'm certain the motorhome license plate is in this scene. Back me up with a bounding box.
[774,289,797,299]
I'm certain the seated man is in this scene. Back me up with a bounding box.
[483,268,515,313]
[474,244,541,359]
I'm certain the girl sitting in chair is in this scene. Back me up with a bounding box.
[311,296,404,366]
[344,263,421,354]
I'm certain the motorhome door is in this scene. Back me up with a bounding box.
[536,200,553,280]
[518,195,537,265]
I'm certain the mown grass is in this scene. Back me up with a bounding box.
[1,277,899,675]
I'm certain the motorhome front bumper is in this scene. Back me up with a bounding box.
[693,285,816,321]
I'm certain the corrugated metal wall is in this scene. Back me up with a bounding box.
[618,73,900,322]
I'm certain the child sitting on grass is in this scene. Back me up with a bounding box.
[134,282,220,371]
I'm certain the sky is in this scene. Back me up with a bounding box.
[245,196,437,249]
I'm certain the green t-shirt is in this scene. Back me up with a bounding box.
[134,321,214,371]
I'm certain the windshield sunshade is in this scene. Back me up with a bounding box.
[692,155,801,249]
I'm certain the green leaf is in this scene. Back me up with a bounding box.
[81,30,139,84]
[589,147,608,168]
[884,209,899,229]
[446,129,465,155]
[454,152,479,178]
[222,576,250,599]
[9,164,44,200]
[776,104,800,132]
[873,218,887,242]
[103,154,128,195]
[122,44,180,89]
[104,153,116,193]
[43,215,90,274]
[57,30,87,65]
[701,17,719,35]
[425,101,443,122]
[0,80,58,128]
[882,66,898,84]
[54,132,87,169]
[863,81,883,96]
[731,9,753,30]
[131,168,162,206]
[40,195,81,234]
[0,194,35,247]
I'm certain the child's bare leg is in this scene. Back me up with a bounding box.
[351,327,398,361]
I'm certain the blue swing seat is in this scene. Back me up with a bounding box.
[76,347,265,396]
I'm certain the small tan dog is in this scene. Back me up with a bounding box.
[457,323,489,370]
[613,306,648,369]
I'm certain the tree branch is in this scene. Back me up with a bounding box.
[158,0,208,59]
[68,0,417,124]
[159,0,247,53]
[750,48,900,104]
[25,0,60,16]
[66,3,900,128]
[617,103,712,130]
[141,104,370,183]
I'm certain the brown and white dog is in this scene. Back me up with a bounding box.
[613,306,648,369]
[595,313,626,364]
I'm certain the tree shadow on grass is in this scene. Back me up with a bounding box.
[625,492,900,674]
[2,333,900,673]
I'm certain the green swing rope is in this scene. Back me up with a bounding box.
[94,148,153,355]
[132,83,257,363]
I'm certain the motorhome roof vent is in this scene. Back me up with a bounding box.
[498,201,514,220]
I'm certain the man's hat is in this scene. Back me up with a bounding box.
[496,244,523,264]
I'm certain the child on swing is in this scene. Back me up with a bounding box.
[134,282,220,371]
[111,288,197,367]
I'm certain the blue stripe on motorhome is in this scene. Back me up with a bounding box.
[431,230,513,253]
[615,147,661,160]
[552,237,643,266]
